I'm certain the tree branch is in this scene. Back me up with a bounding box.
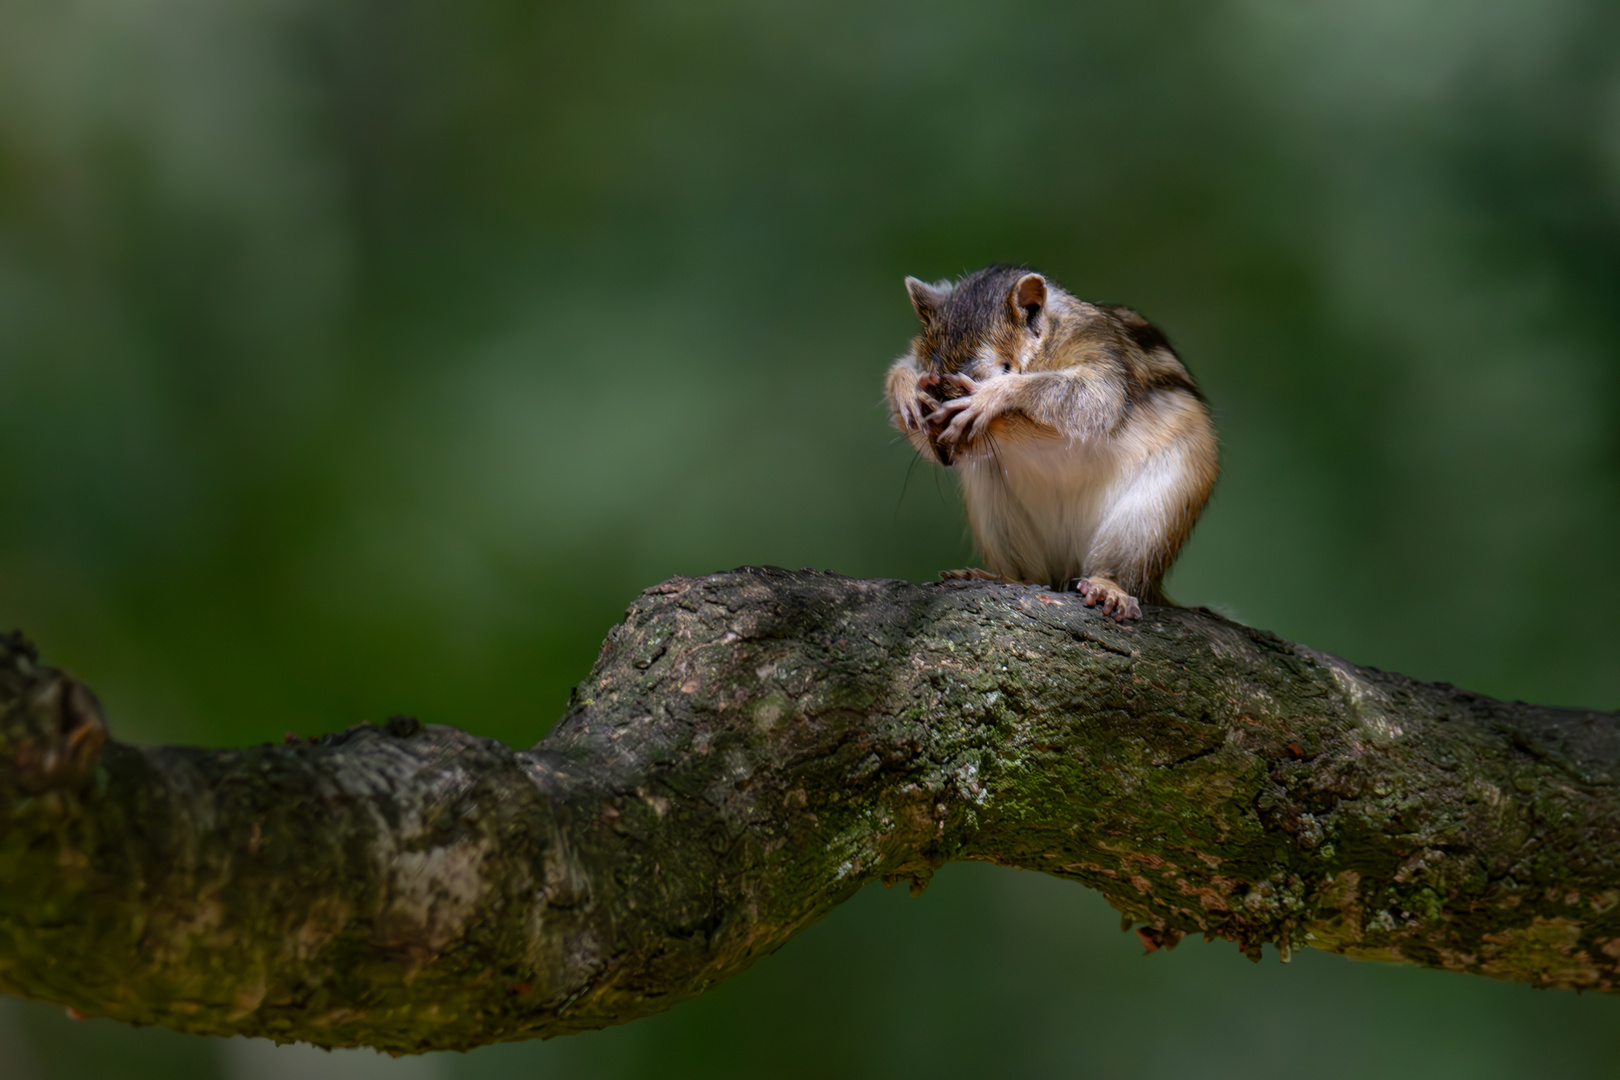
[3,568,1618,1052]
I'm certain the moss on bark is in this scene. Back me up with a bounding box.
[2,568,1618,1052]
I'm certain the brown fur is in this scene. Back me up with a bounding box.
[886,265,1219,618]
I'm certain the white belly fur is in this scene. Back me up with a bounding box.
[957,413,1201,592]
[958,436,1118,590]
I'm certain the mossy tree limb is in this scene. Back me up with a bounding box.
[3,567,1619,1053]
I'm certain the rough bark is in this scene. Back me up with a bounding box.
[2,567,1619,1053]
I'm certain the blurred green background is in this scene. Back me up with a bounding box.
[3,0,1620,1076]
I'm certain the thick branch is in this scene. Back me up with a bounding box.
[3,568,1619,1052]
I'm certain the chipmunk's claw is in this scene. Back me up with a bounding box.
[925,372,1007,448]
[1075,577,1141,622]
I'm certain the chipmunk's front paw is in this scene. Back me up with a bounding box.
[1075,577,1141,622]
[894,372,943,433]
[927,373,1010,450]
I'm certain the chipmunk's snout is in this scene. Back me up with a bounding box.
[931,375,967,402]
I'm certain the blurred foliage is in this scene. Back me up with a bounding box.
[2,0,1619,1076]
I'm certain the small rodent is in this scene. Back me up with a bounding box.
[885,265,1218,621]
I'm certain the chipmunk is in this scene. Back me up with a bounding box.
[886,265,1218,622]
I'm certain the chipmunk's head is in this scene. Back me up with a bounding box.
[904,264,1050,391]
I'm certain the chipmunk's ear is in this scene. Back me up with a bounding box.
[905,276,950,325]
[1010,273,1047,337]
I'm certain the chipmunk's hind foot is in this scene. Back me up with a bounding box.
[939,568,1012,583]
[1075,577,1141,622]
